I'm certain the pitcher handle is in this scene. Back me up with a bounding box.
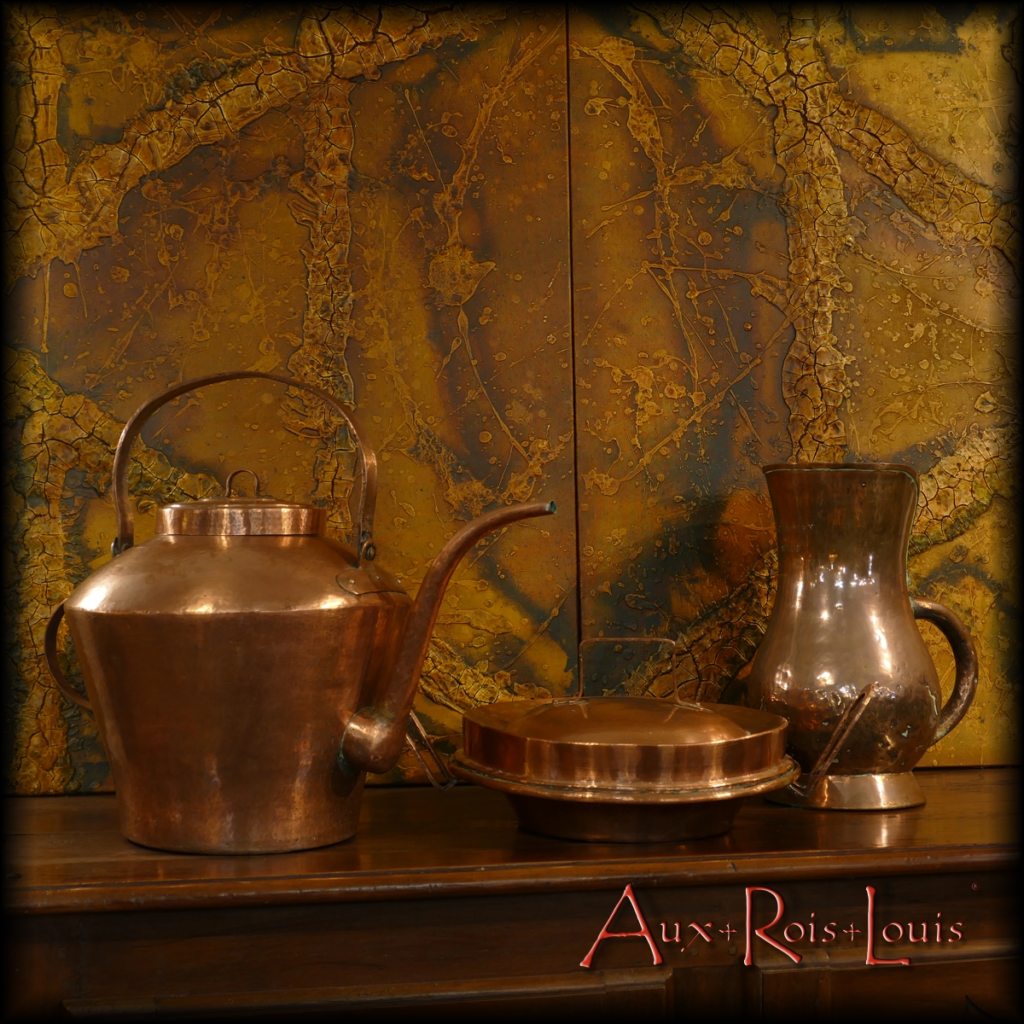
[44,602,93,711]
[912,598,979,745]
[111,371,378,564]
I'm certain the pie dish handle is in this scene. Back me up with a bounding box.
[578,637,688,704]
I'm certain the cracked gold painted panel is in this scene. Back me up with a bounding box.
[4,5,576,793]
[568,5,1017,764]
[3,4,1018,797]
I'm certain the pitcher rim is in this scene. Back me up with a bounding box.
[762,461,918,482]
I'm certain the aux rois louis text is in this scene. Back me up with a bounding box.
[581,884,965,969]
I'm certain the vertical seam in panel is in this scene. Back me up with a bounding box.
[563,4,584,692]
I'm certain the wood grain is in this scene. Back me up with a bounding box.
[5,768,1018,1021]
[5,768,1017,914]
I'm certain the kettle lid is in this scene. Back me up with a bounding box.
[157,496,326,537]
[155,468,327,537]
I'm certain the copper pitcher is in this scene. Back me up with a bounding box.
[730,463,978,810]
[45,371,555,853]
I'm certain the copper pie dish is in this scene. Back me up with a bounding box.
[450,697,799,842]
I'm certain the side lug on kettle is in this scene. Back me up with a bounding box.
[45,371,555,854]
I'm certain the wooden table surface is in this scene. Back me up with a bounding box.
[6,767,1018,915]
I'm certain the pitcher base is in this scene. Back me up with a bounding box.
[766,771,925,810]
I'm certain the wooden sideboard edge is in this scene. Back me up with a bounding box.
[6,846,1017,915]
[58,966,676,1019]
[54,943,1022,1019]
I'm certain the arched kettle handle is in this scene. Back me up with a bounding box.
[111,371,378,563]
[44,602,93,712]
[912,598,978,745]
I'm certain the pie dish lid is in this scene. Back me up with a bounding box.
[453,696,794,799]
[496,696,752,743]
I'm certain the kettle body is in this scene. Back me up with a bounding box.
[737,463,978,810]
[64,532,407,853]
[46,371,555,852]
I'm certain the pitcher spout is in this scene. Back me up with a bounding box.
[339,500,556,775]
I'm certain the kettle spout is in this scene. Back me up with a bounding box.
[339,500,556,776]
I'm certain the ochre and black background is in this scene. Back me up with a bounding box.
[4,4,1018,793]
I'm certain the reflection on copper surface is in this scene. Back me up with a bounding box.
[46,372,555,854]
[452,696,798,842]
[738,464,978,811]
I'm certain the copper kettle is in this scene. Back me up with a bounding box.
[45,371,555,853]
